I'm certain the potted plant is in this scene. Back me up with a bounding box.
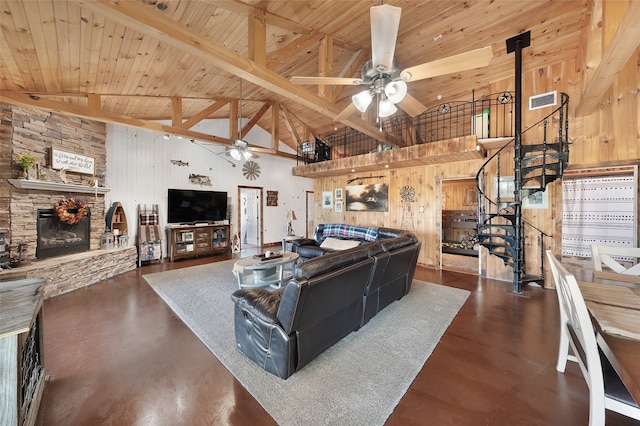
[16,151,39,179]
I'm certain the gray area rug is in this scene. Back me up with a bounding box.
[143,259,469,426]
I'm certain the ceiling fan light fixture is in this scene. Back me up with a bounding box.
[352,90,373,112]
[229,148,242,161]
[384,80,407,103]
[378,97,397,118]
[242,150,253,161]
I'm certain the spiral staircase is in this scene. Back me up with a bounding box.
[475,93,570,293]
[475,32,570,293]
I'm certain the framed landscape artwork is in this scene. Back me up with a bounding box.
[345,183,389,212]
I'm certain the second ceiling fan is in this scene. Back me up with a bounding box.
[290,3,493,121]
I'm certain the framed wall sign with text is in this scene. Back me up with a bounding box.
[50,148,95,175]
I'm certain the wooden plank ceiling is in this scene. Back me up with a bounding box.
[1,0,593,154]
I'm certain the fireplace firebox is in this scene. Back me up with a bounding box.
[36,209,91,259]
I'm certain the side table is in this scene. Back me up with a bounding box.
[233,252,299,289]
[281,235,303,252]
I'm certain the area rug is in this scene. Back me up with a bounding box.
[143,260,469,426]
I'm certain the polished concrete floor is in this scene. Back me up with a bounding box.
[37,249,638,425]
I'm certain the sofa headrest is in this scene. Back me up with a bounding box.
[294,245,371,279]
[377,227,417,241]
[315,223,378,243]
[380,236,415,252]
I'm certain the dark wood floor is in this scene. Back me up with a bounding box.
[37,250,638,425]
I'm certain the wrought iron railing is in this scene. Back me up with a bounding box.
[297,90,516,165]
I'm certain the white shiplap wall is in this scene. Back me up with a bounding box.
[105,120,312,256]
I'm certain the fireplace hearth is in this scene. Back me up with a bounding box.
[36,209,91,259]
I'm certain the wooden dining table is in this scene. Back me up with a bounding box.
[574,275,640,405]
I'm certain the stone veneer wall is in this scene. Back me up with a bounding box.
[3,103,108,260]
[1,103,136,297]
[3,247,138,298]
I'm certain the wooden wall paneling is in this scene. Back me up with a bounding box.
[612,46,639,160]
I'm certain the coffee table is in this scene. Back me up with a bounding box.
[232,252,299,289]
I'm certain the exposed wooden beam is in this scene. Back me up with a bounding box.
[87,93,101,110]
[205,0,361,51]
[333,49,369,101]
[179,98,230,129]
[0,91,231,145]
[171,96,182,127]
[248,9,266,66]
[267,31,325,70]
[241,100,272,137]
[81,0,386,142]
[576,0,640,116]
[229,99,239,140]
[581,0,603,92]
[280,104,302,146]
[203,0,312,34]
[318,35,333,100]
[271,102,280,152]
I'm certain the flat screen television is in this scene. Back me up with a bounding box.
[167,189,227,224]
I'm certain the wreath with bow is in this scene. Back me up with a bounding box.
[55,198,88,224]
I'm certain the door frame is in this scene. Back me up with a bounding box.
[305,190,314,238]
[439,176,480,274]
[237,185,264,249]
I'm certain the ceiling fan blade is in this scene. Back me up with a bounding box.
[334,102,357,122]
[401,46,493,82]
[290,76,362,85]
[370,4,402,70]
[396,93,428,117]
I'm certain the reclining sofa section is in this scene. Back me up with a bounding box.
[231,226,421,379]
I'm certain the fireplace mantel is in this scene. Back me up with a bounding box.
[8,179,110,194]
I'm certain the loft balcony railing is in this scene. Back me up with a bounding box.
[297,91,516,165]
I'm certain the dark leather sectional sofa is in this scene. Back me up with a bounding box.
[231,225,421,379]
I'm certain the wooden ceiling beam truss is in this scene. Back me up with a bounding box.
[0,91,231,146]
[179,98,230,129]
[80,0,386,142]
[248,9,267,66]
[271,102,280,152]
[242,100,273,138]
[171,96,182,127]
[280,104,303,147]
[318,35,333,100]
[576,0,640,116]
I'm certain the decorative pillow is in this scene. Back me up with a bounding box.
[320,237,361,251]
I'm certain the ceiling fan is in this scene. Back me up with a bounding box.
[222,78,271,161]
[290,3,493,121]
[224,139,258,161]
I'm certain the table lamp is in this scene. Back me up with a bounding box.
[285,209,297,236]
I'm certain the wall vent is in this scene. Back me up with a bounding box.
[529,91,557,110]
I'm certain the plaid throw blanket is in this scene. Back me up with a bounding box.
[322,224,378,242]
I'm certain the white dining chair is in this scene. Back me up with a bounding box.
[546,251,640,425]
[590,244,640,284]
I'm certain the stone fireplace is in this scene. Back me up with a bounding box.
[36,208,91,259]
[1,102,137,298]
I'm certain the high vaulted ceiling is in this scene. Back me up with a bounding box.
[0,0,606,154]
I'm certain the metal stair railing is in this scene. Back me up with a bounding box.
[475,93,569,292]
